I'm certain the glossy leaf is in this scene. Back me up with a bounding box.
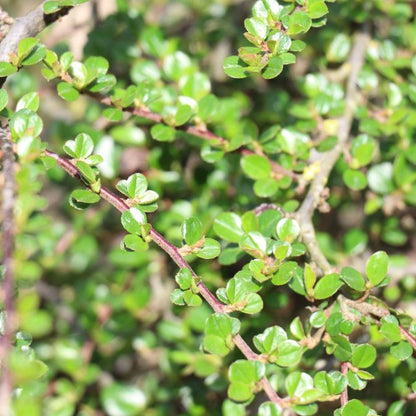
[366,251,389,287]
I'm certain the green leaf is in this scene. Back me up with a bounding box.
[183,290,202,306]
[121,208,146,234]
[290,317,306,340]
[253,178,279,197]
[100,383,146,416]
[0,89,8,111]
[347,370,367,391]
[308,1,329,19]
[286,372,313,397]
[103,107,123,122]
[253,326,287,355]
[175,268,193,290]
[170,289,185,306]
[180,72,210,100]
[63,133,94,159]
[314,273,343,299]
[16,92,39,111]
[290,40,307,52]
[121,234,148,252]
[340,267,366,291]
[352,344,376,368]
[333,335,353,362]
[367,162,394,194]
[43,1,61,14]
[204,313,240,356]
[229,360,265,384]
[272,261,299,286]
[21,44,46,66]
[263,56,284,79]
[341,399,368,416]
[241,154,271,179]
[240,231,267,257]
[198,94,218,121]
[314,371,347,395]
[343,169,367,191]
[150,124,176,142]
[69,189,100,210]
[0,62,17,77]
[276,218,300,243]
[76,160,97,184]
[288,12,312,35]
[380,321,402,343]
[163,51,192,81]
[213,212,244,243]
[130,60,160,84]
[10,109,43,139]
[244,17,268,40]
[174,104,192,126]
[223,56,247,79]
[351,135,375,167]
[327,33,351,62]
[84,55,109,76]
[228,382,253,402]
[390,341,412,361]
[116,173,148,199]
[366,251,389,287]
[181,217,203,245]
[258,402,283,416]
[9,350,48,383]
[17,38,39,60]
[68,62,88,88]
[276,340,303,367]
[197,238,221,259]
[57,82,79,101]
[60,51,74,71]
[344,228,368,255]
[304,263,316,297]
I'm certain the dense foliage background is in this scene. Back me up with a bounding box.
[1,0,416,415]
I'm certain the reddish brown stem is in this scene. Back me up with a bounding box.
[45,148,281,404]
[87,92,296,181]
[399,326,416,351]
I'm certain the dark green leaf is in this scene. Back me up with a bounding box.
[352,344,376,368]
[213,212,244,243]
[340,267,366,291]
[241,154,271,179]
[314,273,343,299]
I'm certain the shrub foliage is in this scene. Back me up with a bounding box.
[1,0,416,415]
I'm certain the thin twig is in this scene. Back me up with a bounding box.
[296,27,370,274]
[44,148,282,404]
[399,326,416,351]
[92,93,299,182]
[0,126,16,416]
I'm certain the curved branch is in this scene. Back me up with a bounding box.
[44,148,282,404]
[296,27,370,274]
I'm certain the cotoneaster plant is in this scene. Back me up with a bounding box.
[1,1,416,415]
